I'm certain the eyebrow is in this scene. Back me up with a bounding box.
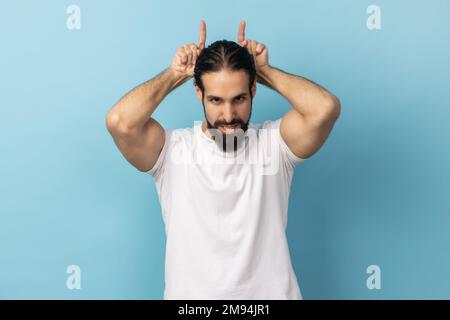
[206,93,247,100]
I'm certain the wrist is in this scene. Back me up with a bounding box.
[257,63,272,76]
[256,64,274,88]
[167,66,192,87]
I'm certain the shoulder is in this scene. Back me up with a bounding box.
[248,118,282,132]
[166,125,195,145]
[247,118,282,140]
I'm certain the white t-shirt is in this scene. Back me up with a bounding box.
[146,118,306,299]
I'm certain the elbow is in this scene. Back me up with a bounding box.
[106,110,132,135]
[300,94,341,126]
[321,94,341,121]
[106,110,120,133]
[330,94,341,119]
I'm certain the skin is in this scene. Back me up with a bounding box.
[197,69,254,136]
[106,20,340,172]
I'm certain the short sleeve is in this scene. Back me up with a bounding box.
[268,118,307,170]
[145,129,172,180]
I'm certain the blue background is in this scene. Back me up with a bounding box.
[1,0,449,299]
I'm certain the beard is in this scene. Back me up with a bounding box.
[202,100,253,153]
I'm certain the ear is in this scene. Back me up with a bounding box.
[251,79,256,98]
[194,83,203,102]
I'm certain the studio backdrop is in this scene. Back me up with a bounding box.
[1,0,449,299]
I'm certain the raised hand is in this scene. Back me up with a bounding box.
[170,20,207,77]
[237,20,269,72]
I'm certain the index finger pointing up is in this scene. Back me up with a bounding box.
[198,20,207,50]
[238,20,246,45]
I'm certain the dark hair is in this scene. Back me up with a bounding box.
[194,40,256,101]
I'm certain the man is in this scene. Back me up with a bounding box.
[106,20,340,299]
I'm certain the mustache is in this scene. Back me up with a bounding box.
[213,119,244,127]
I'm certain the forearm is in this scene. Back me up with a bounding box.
[108,67,191,131]
[256,65,339,119]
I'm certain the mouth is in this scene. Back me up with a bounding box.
[218,123,241,134]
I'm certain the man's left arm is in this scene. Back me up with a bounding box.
[236,21,340,159]
[256,65,341,159]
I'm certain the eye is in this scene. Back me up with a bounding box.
[236,96,245,101]
[209,98,221,104]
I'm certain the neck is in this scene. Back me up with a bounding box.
[201,121,214,140]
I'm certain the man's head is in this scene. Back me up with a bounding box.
[194,40,256,144]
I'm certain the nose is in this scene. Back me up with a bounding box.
[222,104,236,124]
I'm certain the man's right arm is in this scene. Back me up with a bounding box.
[106,20,206,172]
[105,67,191,172]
